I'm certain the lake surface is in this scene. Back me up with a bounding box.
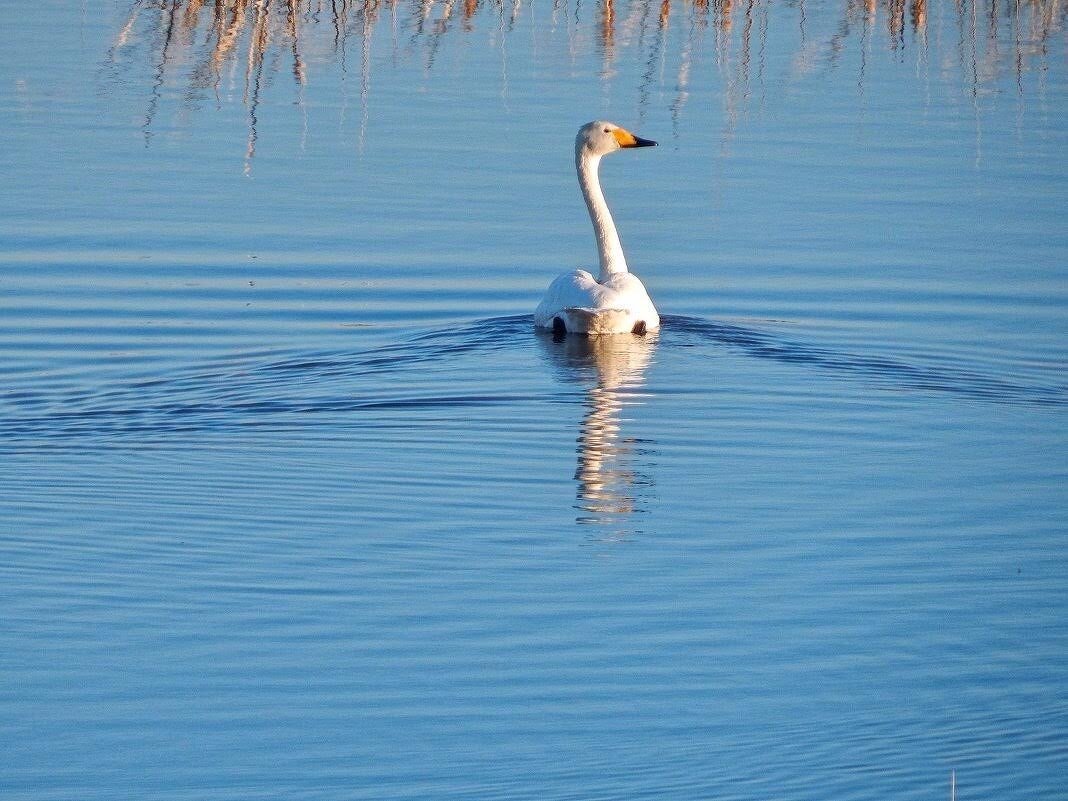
[1,1,1066,798]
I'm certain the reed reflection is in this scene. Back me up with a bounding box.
[539,332,658,539]
[105,0,1064,167]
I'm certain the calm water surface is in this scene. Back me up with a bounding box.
[1,1,1066,799]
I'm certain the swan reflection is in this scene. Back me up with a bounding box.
[539,332,658,539]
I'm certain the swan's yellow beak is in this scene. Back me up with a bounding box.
[614,128,658,148]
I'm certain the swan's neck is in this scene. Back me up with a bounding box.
[577,149,629,278]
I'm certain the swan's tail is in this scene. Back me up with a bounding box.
[563,307,644,335]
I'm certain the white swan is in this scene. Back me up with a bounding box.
[535,120,659,336]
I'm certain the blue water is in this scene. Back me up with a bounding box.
[1,1,1066,799]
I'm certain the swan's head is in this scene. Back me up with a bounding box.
[576,121,657,158]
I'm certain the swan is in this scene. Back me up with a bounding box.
[535,120,659,336]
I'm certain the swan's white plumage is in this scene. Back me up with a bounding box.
[535,121,659,336]
[535,269,659,335]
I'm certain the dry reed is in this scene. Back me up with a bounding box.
[104,0,1065,168]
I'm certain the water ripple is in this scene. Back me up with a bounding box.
[663,315,1066,407]
[1,314,1062,448]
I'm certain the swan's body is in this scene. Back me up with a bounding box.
[535,121,659,336]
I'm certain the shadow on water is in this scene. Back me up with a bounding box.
[102,0,1066,169]
[0,314,1062,449]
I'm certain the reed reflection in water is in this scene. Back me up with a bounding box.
[540,332,658,538]
[105,0,1065,168]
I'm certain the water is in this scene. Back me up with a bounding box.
[1,1,1066,799]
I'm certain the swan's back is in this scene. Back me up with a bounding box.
[535,269,659,335]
